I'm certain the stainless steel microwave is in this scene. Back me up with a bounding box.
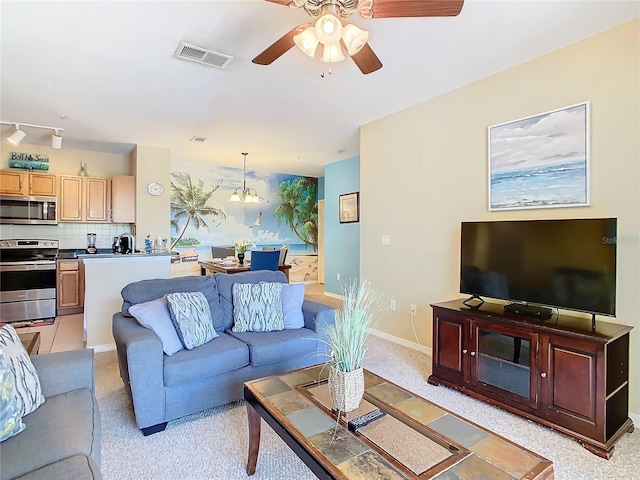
[0,195,58,225]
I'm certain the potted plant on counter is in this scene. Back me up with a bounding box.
[322,279,387,413]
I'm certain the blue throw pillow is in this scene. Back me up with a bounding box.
[129,297,184,356]
[232,282,284,332]
[0,350,25,442]
[166,292,218,350]
[281,283,305,329]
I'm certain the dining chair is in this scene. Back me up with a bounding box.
[250,250,280,271]
[262,245,288,265]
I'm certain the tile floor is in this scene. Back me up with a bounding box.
[15,282,335,353]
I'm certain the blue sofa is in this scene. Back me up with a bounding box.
[112,270,335,435]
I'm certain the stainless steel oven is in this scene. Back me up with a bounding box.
[0,239,58,323]
[0,195,58,225]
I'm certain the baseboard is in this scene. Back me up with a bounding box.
[369,329,432,356]
[323,292,342,300]
[91,343,116,353]
[630,411,640,426]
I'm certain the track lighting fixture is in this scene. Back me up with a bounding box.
[1,121,65,149]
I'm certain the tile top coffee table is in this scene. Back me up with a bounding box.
[244,365,553,479]
[18,332,41,355]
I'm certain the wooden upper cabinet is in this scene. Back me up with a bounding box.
[0,170,56,196]
[110,175,135,223]
[59,175,107,222]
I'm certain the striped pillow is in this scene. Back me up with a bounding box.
[0,325,45,418]
[166,292,218,350]
[0,350,26,442]
[231,282,284,332]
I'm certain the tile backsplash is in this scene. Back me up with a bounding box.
[0,223,133,249]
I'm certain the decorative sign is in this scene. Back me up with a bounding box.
[9,151,50,171]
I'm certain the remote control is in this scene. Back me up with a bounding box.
[347,409,386,432]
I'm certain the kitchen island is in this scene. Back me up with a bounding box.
[82,253,174,348]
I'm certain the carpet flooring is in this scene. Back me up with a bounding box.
[95,337,639,479]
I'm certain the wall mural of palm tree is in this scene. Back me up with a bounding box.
[274,177,318,250]
[170,172,226,250]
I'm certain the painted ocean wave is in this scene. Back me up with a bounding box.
[490,159,587,209]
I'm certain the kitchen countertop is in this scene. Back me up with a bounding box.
[58,248,177,259]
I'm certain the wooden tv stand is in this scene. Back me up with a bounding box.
[428,300,634,459]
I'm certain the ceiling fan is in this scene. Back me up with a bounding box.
[253,0,464,74]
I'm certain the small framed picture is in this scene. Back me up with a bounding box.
[339,192,359,224]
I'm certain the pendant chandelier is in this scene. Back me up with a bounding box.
[229,152,260,203]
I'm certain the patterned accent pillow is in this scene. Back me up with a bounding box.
[0,325,45,417]
[0,350,26,442]
[232,282,284,333]
[166,292,218,350]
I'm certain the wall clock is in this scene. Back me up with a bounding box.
[147,182,164,196]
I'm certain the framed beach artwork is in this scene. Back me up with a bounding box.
[488,102,590,211]
[339,192,359,223]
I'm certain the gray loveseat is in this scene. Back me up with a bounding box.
[112,270,335,435]
[0,349,102,480]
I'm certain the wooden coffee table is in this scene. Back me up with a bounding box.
[244,365,554,479]
[18,332,41,355]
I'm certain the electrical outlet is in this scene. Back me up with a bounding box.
[382,235,390,245]
[336,273,341,281]
[410,304,417,316]
[390,300,396,311]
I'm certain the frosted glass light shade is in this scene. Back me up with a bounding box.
[294,27,319,57]
[230,189,242,202]
[315,14,343,45]
[321,43,345,63]
[342,24,369,56]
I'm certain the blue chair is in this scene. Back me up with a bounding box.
[250,250,280,271]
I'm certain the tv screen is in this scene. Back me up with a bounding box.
[460,218,617,316]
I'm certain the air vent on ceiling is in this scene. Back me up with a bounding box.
[174,42,233,70]
[190,136,207,143]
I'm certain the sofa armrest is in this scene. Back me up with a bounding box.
[302,299,336,332]
[31,349,94,398]
[112,313,167,429]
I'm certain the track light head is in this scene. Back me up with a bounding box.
[51,129,63,149]
[7,125,26,146]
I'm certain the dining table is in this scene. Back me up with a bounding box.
[198,259,291,280]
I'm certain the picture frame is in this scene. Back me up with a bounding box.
[488,101,590,211]
[339,192,359,224]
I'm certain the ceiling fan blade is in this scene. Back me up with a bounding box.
[351,43,383,75]
[252,26,306,65]
[263,0,294,5]
[369,0,464,18]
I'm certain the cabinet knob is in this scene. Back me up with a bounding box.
[540,372,547,378]
[470,351,476,356]
[462,349,468,354]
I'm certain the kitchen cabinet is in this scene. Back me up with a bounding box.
[0,170,57,196]
[110,175,136,223]
[59,176,108,222]
[57,259,84,315]
[429,300,633,459]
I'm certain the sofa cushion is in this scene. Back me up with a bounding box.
[166,292,218,349]
[282,283,305,329]
[15,455,101,480]
[0,388,98,480]
[232,282,284,333]
[120,275,226,332]
[0,350,25,442]
[216,270,288,330]
[0,325,45,418]
[226,327,318,367]
[163,332,249,387]
[129,296,184,356]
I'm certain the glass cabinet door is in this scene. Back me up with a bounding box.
[470,320,539,409]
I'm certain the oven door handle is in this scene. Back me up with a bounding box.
[0,262,56,271]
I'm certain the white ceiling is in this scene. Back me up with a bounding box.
[1,1,638,177]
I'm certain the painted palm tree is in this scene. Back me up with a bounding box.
[274,177,318,250]
[170,172,226,250]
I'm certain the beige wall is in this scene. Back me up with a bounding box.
[132,145,171,242]
[1,143,130,178]
[361,19,639,416]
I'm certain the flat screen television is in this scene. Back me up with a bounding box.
[460,218,617,317]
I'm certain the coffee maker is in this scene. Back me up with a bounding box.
[86,233,97,254]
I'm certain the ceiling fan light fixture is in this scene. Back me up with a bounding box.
[321,43,345,63]
[294,27,319,57]
[315,13,343,45]
[7,125,26,146]
[342,24,369,56]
